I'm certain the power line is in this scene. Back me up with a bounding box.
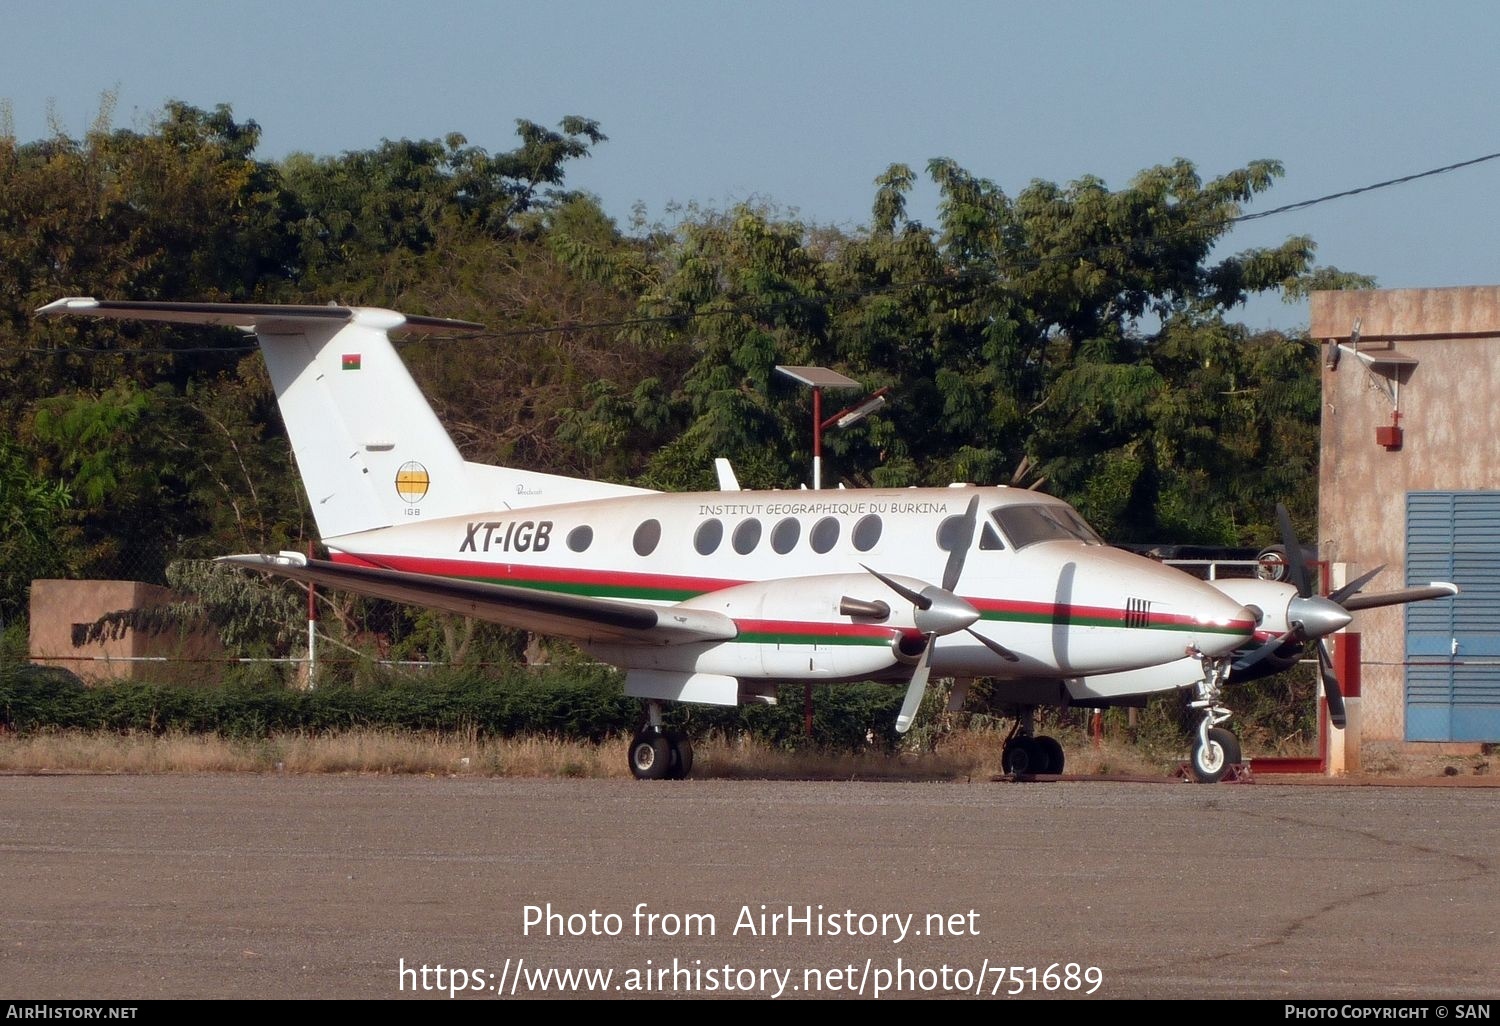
[1231,150,1500,224]
[16,148,1500,354]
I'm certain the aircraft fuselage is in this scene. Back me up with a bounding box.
[329,485,1255,686]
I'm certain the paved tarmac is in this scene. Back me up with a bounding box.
[2,775,1496,1000]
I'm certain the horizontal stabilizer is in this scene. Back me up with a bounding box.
[36,297,483,334]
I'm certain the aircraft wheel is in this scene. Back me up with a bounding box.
[1002,738,1036,775]
[666,732,694,780]
[1190,727,1241,783]
[629,732,671,780]
[1033,735,1065,775]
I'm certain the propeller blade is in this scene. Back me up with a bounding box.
[1328,565,1385,605]
[861,565,979,634]
[940,495,981,594]
[1341,583,1459,612]
[895,634,935,734]
[1276,503,1311,598]
[1316,639,1347,730]
[1231,628,1301,673]
[860,564,930,610]
[965,626,1021,662]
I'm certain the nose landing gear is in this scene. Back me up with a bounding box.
[1187,656,1242,783]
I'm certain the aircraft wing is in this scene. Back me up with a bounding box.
[219,554,737,644]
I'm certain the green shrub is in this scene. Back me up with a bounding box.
[0,664,910,751]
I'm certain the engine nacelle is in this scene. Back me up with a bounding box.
[1210,577,1300,637]
[675,573,915,679]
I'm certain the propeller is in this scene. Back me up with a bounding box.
[851,496,1019,735]
[1236,505,1459,729]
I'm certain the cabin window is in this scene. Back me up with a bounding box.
[633,519,662,557]
[810,516,839,553]
[695,519,724,555]
[733,519,762,555]
[936,514,973,552]
[771,518,800,554]
[566,525,594,552]
[852,514,882,552]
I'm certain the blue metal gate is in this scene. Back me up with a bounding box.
[1405,491,1500,742]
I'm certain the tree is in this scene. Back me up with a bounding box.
[571,156,1354,540]
[0,439,70,623]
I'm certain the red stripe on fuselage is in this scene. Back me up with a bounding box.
[330,551,744,596]
[735,618,911,641]
[328,552,1251,633]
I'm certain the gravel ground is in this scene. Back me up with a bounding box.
[2,774,1496,1000]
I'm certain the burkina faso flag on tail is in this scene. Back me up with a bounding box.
[342,353,361,370]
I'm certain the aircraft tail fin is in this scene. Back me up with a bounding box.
[36,298,652,540]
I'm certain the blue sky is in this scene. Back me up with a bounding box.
[7,0,1499,330]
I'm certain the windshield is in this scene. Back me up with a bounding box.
[991,504,1104,550]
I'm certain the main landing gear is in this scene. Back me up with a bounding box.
[1001,707,1066,776]
[1187,656,1241,783]
[628,701,695,780]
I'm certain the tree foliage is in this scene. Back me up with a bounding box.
[0,97,1364,656]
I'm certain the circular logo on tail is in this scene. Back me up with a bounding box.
[395,461,430,504]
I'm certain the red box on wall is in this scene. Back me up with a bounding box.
[1375,424,1403,450]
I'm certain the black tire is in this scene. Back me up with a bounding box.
[1033,735,1065,776]
[1002,738,1035,775]
[665,732,694,780]
[1190,727,1241,783]
[629,733,671,780]
[1255,545,1290,582]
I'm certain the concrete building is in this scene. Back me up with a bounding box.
[29,579,223,684]
[1311,285,1500,748]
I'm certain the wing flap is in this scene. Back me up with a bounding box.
[219,554,737,644]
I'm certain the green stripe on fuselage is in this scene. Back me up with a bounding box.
[978,608,1247,635]
[735,631,891,647]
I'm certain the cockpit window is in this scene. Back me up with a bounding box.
[990,505,1103,550]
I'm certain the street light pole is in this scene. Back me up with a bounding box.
[774,366,894,739]
[774,365,863,490]
[812,385,823,490]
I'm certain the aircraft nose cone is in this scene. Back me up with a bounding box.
[1178,586,1258,657]
[1288,595,1354,638]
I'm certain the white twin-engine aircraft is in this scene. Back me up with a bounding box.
[41,298,1325,781]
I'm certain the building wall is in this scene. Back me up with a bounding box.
[1311,286,1500,743]
[29,579,223,684]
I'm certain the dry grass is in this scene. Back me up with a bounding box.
[1360,741,1495,779]
[0,727,1192,780]
[0,729,630,778]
